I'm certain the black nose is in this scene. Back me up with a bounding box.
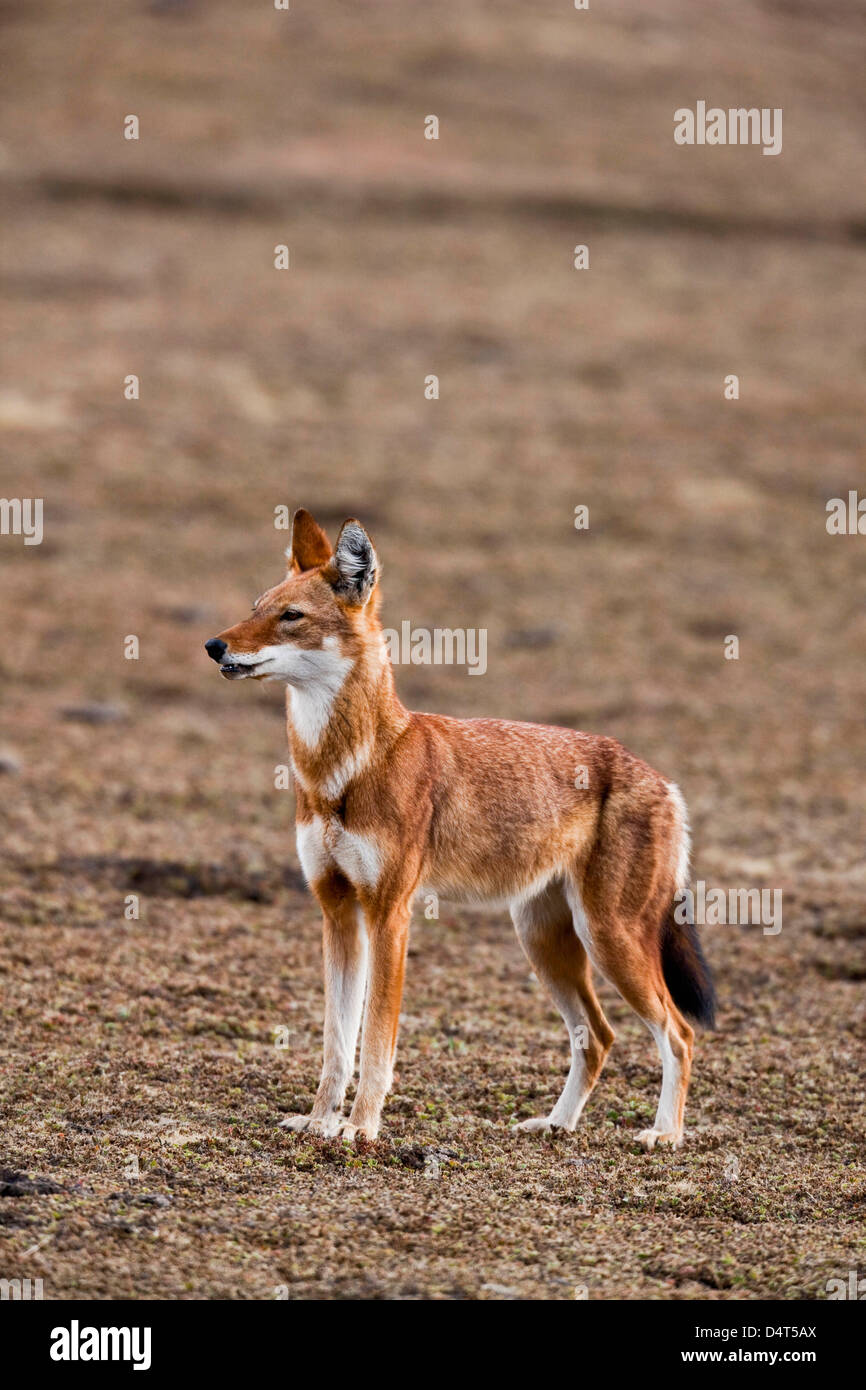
[205,638,227,663]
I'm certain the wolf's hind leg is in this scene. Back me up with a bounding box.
[568,884,695,1151]
[510,882,614,1133]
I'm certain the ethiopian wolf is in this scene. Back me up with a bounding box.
[205,511,715,1150]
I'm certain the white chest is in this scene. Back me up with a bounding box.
[296,814,382,890]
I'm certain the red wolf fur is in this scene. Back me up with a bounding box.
[206,510,715,1149]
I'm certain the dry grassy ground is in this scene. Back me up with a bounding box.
[0,1,864,1299]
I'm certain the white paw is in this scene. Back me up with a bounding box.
[280,1110,345,1138]
[279,1113,313,1133]
[309,1112,345,1138]
[337,1118,379,1143]
[512,1115,562,1134]
[636,1128,683,1152]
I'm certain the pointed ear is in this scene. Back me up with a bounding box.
[288,509,333,574]
[327,519,379,605]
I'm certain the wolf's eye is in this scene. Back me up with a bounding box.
[280,608,304,622]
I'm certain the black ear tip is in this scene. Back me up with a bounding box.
[340,521,372,551]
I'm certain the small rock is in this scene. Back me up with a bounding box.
[61,703,126,725]
[397,1143,465,1171]
[0,1169,65,1198]
[0,750,21,774]
[107,1191,171,1207]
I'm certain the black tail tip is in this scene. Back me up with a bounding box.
[661,910,717,1029]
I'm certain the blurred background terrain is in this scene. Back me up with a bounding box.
[0,0,864,1298]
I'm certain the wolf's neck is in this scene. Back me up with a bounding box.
[287,645,407,799]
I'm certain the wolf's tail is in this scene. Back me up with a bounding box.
[661,904,716,1028]
[661,783,715,1028]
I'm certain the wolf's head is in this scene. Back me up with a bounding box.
[204,509,381,686]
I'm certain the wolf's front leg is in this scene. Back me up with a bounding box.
[280,874,368,1137]
[338,898,412,1142]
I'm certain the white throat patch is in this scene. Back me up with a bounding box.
[287,637,354,747]
[224,634,353,747]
